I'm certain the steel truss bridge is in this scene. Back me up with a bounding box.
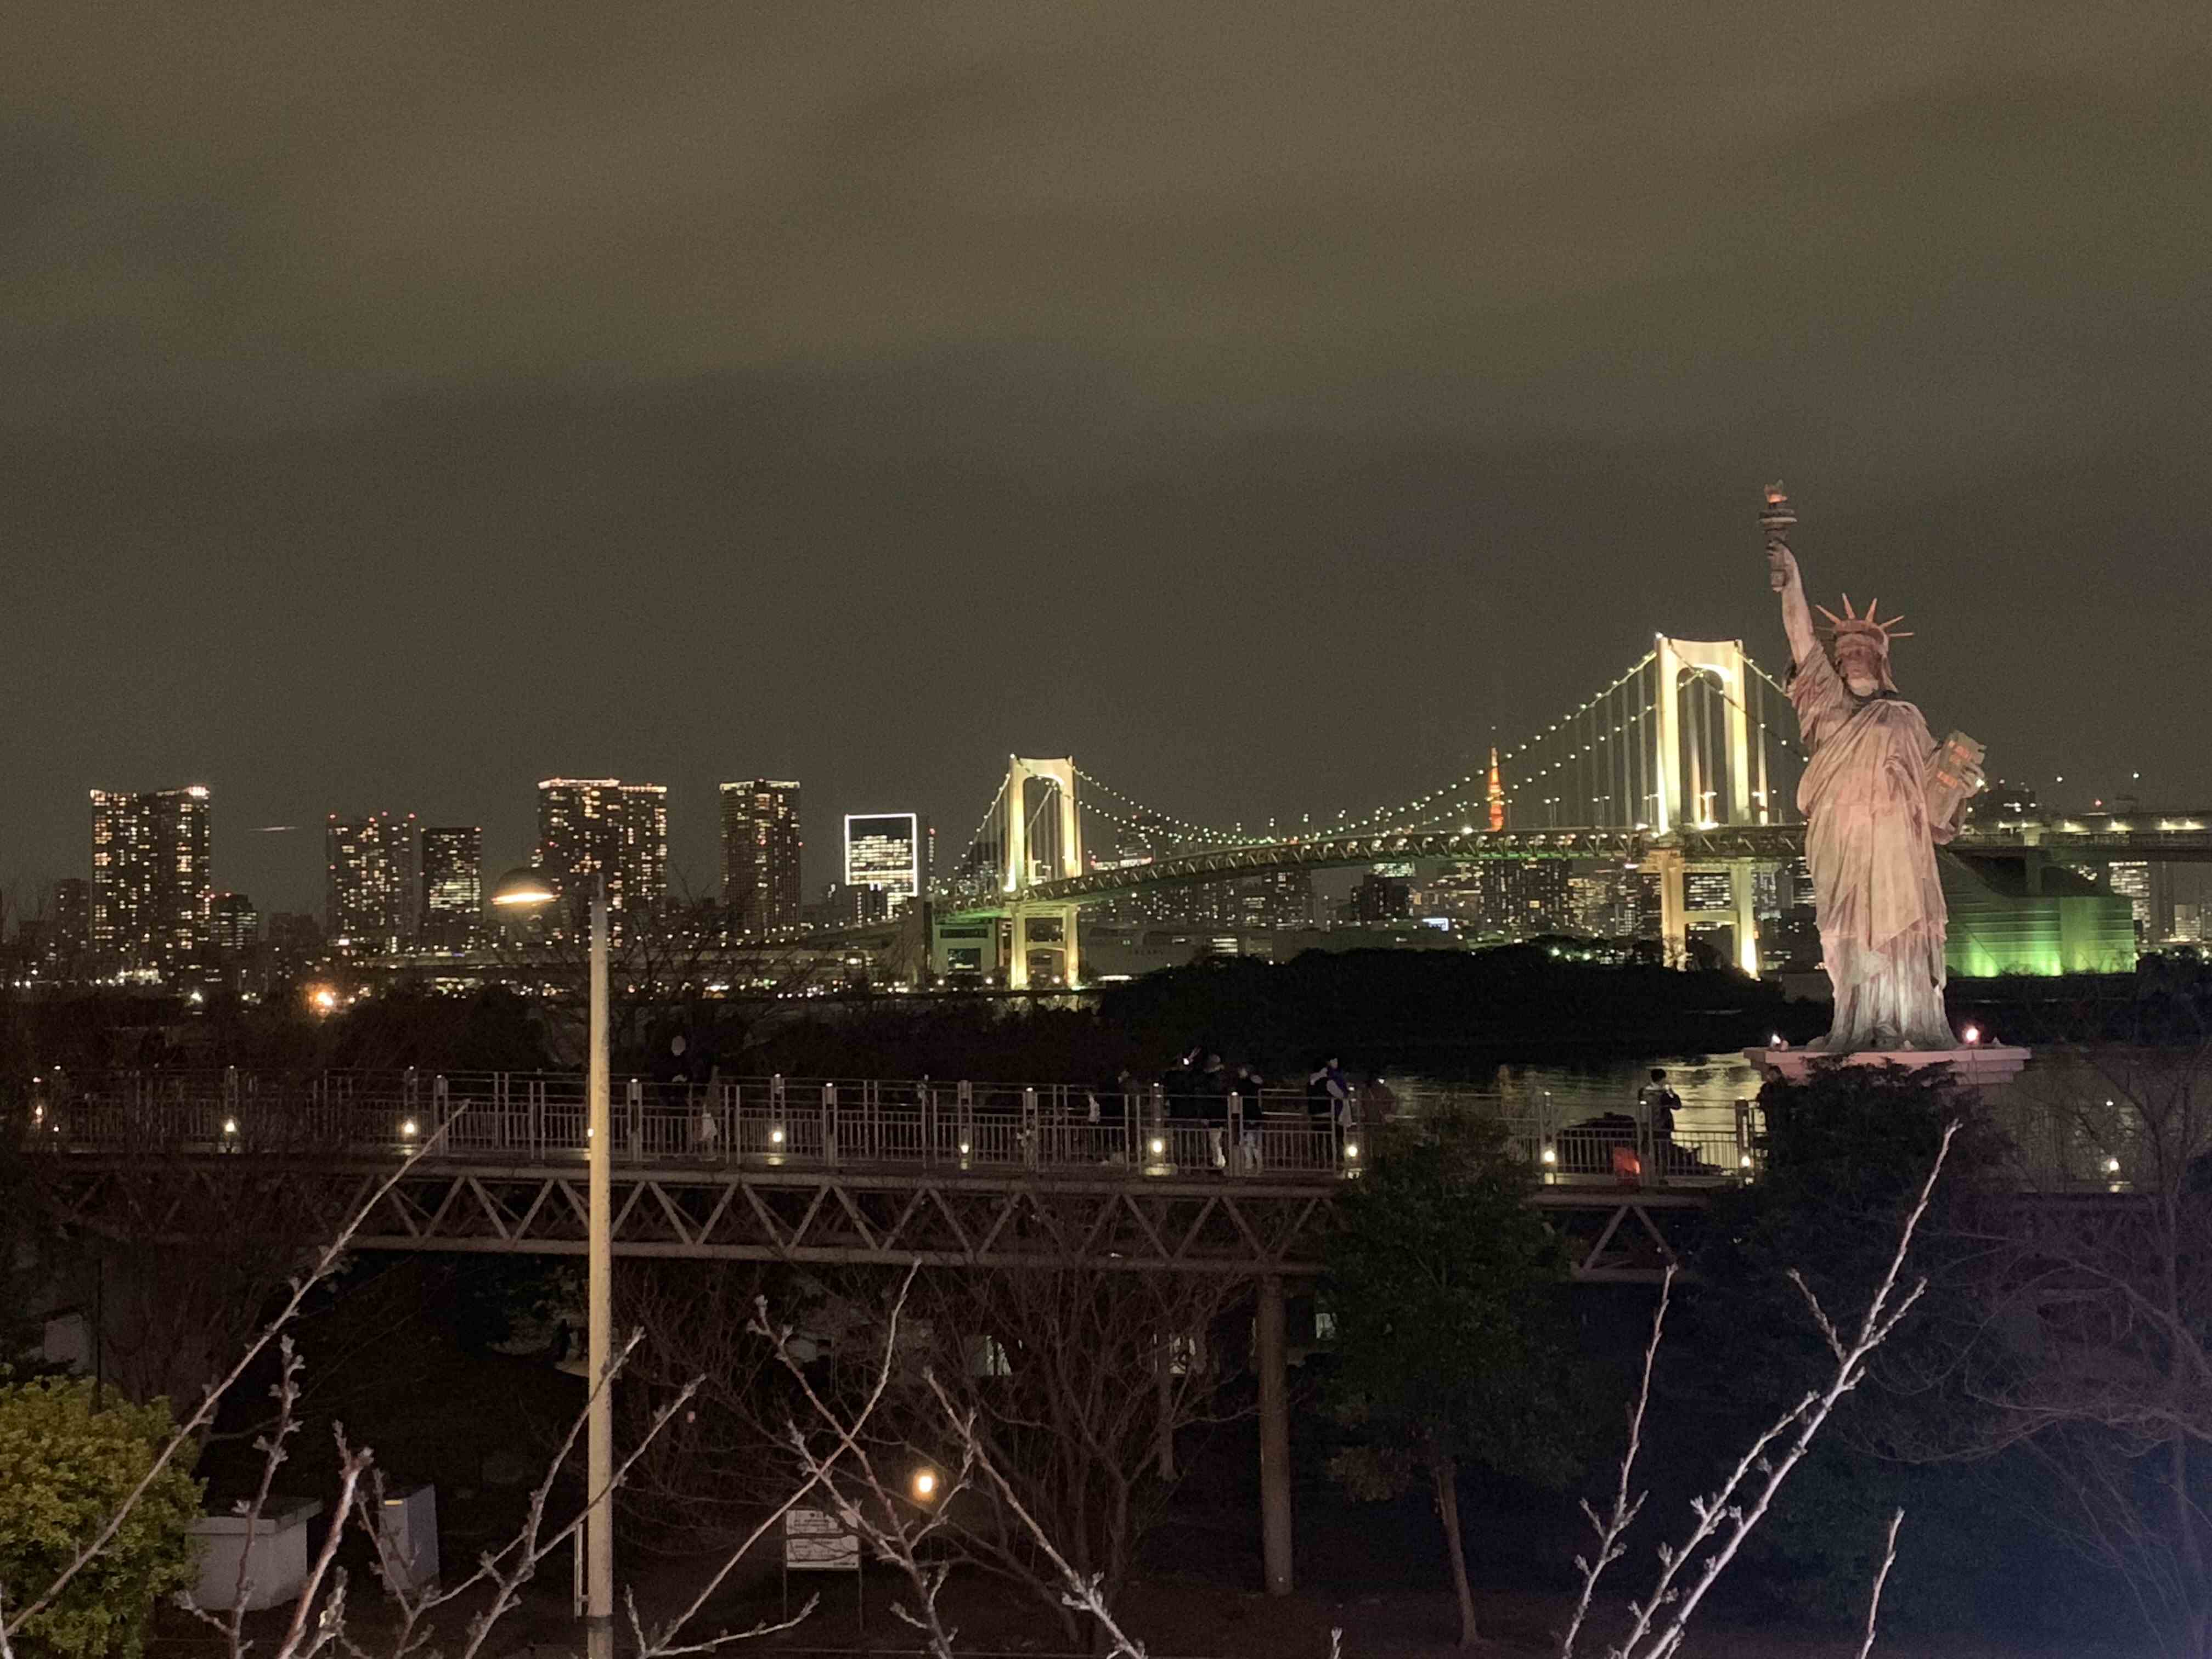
[19,1070,1727,1284]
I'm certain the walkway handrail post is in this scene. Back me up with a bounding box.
[625,1079,644,1163]
[1022,1087,1040,1170]
[822,1083,838,1168]
[1228,1093,1244,1177]
[924,1085,937,1166]
[957,1082,974,1169]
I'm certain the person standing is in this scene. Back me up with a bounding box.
[1234,1063,1267,1171]
[1637,1068,1680,1172]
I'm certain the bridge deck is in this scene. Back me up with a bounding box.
[19,1071,1733,1282]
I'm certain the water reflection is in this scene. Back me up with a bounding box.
[1391,1051,1769,1142]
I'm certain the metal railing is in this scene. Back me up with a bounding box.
[12,1069,1760,1188]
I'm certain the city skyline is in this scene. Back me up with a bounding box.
[20,746,2206,922]
[8,8,2211,925]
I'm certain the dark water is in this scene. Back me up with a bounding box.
[1391,1049,1769,1141]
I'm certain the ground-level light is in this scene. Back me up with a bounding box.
[401,1119,419,1139]
[1344,1141,1360,1160]
[911,1467,940,1502]
[1540,1145,1558,1166]
[1149,1137,1165,1156]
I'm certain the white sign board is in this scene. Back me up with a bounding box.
[784,1507,859,1572]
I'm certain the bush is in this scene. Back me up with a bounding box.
[0,1377,202,1659]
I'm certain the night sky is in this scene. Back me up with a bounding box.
[7,4,2209,914]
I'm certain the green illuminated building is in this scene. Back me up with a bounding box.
[1942,854,2137,978]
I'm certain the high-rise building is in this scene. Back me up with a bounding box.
[47,878,91,977]
[1684,870,1735,913]
[1444,859,1573,938]
[2107,861,2153,940]
[420,826,484,948]
[265,912,325,973]
[1229,869,1316,929]
[844,813,924,921]
[90,785,212,977]
[721,780,803,934]
[210,892,259,956]
[1350,872,1412,925]
[536,781,669,936]
[326,812,419,954]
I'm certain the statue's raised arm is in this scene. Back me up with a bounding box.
[1762,483,1819,671]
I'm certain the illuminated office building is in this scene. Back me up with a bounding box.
[2107,861,2153,940]
[49,878,91,974]
[420,826,484,948]
[91,785,213,977]
[722,780,803,933]
[535,781,668,936]
[327,812,419,953]
[844,812,924,922]
[210,892,259,956]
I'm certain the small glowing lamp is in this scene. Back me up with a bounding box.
[400,1119,419,1139]
[1149,1137,1166,1156]
[2103,1155,2121,1175]
[1540,1145,1558,1166]
[490,868,560,909]
[1344,1141,1361,1160]
[222,1118,239,1136]
[1962,1024,1982,1046]
[912,1468,940,1502]
[770,1126,786,1146]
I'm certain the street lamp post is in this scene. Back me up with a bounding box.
[492,867,613,1659]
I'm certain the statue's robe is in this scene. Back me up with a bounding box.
[1788,645,1963,1052]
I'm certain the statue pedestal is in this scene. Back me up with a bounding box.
[1743,1045,2030,1089]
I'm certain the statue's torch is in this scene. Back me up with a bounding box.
[1762,482,1797,591]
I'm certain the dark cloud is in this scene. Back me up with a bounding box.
[4,2,2209,909]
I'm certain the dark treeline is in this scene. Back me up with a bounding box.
[7,948,2211,1093]
[1,946,1823,1084]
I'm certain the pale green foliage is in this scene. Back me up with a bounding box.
[0,1377,202,1659]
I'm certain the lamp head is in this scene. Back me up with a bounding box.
[491,867,559,909]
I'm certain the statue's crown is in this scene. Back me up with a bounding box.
[1813,594,1912,651]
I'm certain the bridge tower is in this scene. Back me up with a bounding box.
[1650,637,1763,975]
[1001,756,1083,990]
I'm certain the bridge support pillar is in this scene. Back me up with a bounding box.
[1005,904,1081,991]
[1650,847,1687,968]
[1731,861,1761,977]
[1257,1274,1293,1595]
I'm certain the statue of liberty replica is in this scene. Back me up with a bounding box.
[1764,485,1987,1052]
